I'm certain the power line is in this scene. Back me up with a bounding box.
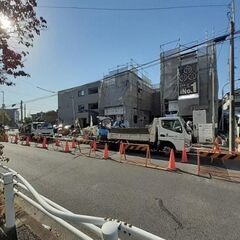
[6,94,57,108]
[23,94,57,104]
[36,86,56,93]
[38,4,227,11]
[102,31,240,81]
[5,29,237,109]
[19,79,56,93]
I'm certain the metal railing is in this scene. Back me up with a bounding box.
[0,164,165,240]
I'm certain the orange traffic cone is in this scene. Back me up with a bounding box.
[14,135,18,144]
[71,140,76,149]
[103,143,109,159]
[42,137,48,149]
[92,140,97,151]
[168,149,176,170]
[89,140,97,157]
[55,138,61,147]
[212,142,221,153]
[181,146,188,163]
[64,141,70,153]
[119,142,125,154]
[25,136,30,146]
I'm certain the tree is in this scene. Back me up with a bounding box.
[24,117,32,124]
[44,110,57,124]
[0,0,47,85]
[0,110,10,125]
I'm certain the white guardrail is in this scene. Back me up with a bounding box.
[0,164,165,240]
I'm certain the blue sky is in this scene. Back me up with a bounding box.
[2,0,240,114]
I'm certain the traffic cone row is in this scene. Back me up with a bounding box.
[168,146,189,170]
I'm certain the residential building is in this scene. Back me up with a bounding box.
[58,81,101,127]
[58,66,157,127]
[160,43,218,124]
[99,68,153,127]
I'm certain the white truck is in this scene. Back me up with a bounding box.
[20,122,54,138]
[108,117,192,154]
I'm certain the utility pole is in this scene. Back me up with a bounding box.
[1,91,4,125]
[229,0,235,152]
[24,104,26,120]
[211,43,215,140]
[20,100,23,123]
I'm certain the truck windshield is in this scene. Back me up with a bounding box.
[161,119,183,133]
[41,123,53,129]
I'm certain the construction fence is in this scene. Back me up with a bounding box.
[4,134,240,182]
[6,135,184,172]
[197,147,240,182]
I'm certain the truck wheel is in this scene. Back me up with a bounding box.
[159,143,176,156]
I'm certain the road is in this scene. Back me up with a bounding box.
[2,142,240,240]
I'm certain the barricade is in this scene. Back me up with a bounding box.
[119,143,151,167]
[35,137,48,149]
[20,136,30,146]
[197,149,240,181]
[50,138,64,152]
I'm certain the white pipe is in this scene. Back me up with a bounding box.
[0,165,105,225]
[14,181,103,239]
[0,165,165,240]
[3,173,16,229]
[14,190,93,240]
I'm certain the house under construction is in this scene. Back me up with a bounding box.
[58,65,159,127]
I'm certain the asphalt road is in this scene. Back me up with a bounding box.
[2,143,240,240]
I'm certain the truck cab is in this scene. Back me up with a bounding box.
[33,122,54,137]
[150,117,192,153]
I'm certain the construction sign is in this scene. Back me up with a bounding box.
[178,63,198,99]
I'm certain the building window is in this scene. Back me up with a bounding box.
[88,87,98,95]
[78,90,85,97]
[88,103,98,110]
[78,104,85,112]
[134,115,138,124]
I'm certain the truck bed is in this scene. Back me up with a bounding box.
[110,128,149,134]
[108,127,150,142]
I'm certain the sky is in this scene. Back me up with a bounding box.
[1,0,240,115]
